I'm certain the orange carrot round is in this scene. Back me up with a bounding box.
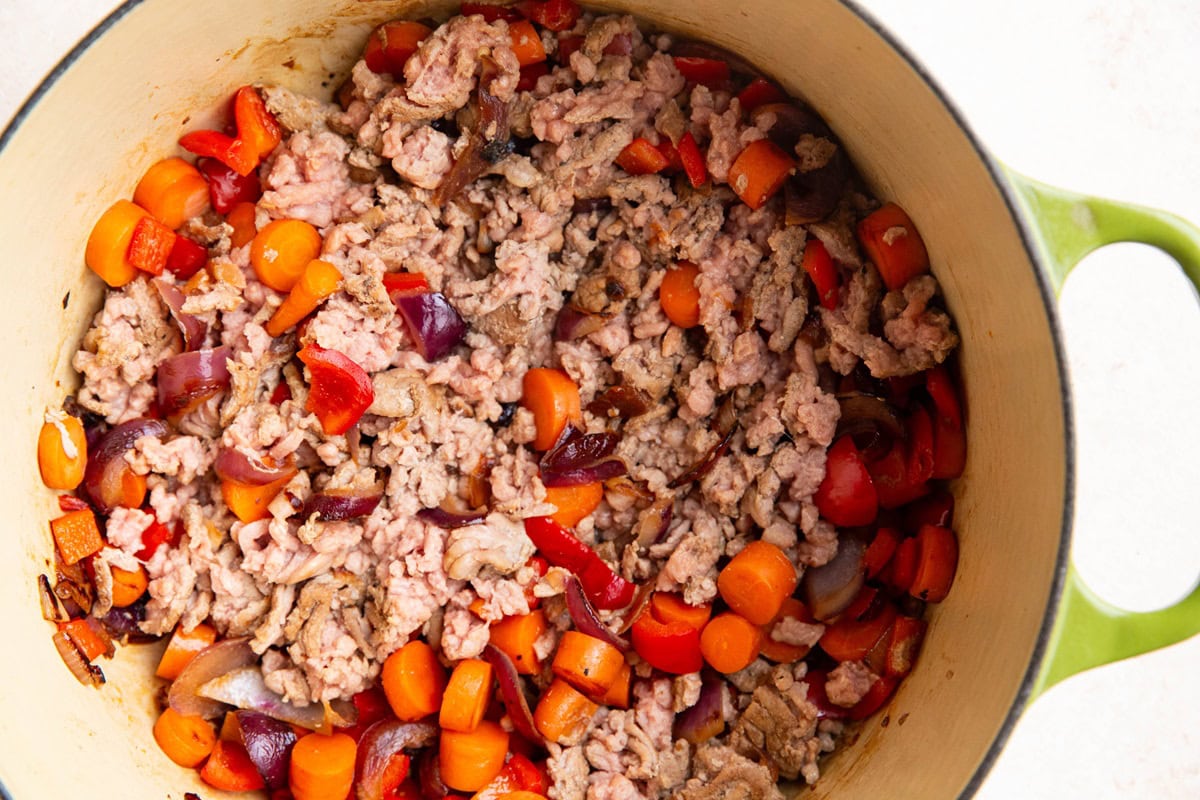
[153,707,217,768]
[382,640,447,721]
[489,610,548,676]
[649,592,712,631]
[265,259,343,337]
[85,200,152,287]
[439,658,494,733]
[221,471,295,524]
[290,731,357,800]
[250,218,322,292]
[439,720,510,792]
[551,631,625,697]
[659,262,701,328]
[508,20,547,66]
[533,678,598,745]
[591,661,632,709]
[199,738,266,792]
[227,201,258,249]
[521,368,581,451]
[37,411,87,490]
[759,597,815,663]
[132,157,210,230]
[700,611,764,674]
[544,482,604,528]
[155,622,218,681]
[716,540,798,625]
[727,138,794,210]
[110,564,149,608]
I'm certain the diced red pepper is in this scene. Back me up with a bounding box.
[136,519,180,561]
[904,489,955,532]
[523,517,635,610]
[800,237,839,309]
[364,20,434,79]
[268,381,293,406]
[296,344,375,436]
[179,130,258,177]
[672,56,731,88]
[517,61,550,92]
[676,132,708,188]
[839,585,880,623]
[736,77,786,113]
[196,157,261,215]
[556,34,584,63]
[868,406,934,510]
[884,535,918,593]
[857,202,930,291]
[814,435,878,527]
[863,526,902,579]
[233,86,283,161]
[925,366,966,479]
[727,139,793,210]
[909,524,958,603]
[337,686,394,741]
[819,603,897,662]
[845,673,899,720]
[127,216,177,276]
[884,615,927,677]
[657,138,682,172]
[165,235,208,280]
[517,0,582,31]
[382,271,431,297]
[460,1,524,22]
[630,606,703,674]
[615,137,670,175]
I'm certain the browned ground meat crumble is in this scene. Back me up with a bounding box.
[70,10,958,798]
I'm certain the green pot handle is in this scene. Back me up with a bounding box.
[1004,169,1200,697]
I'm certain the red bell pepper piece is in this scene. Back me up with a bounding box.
[556,34,584,63]
[165,235,208,280]
[296,344,375,436]
[337,686,394,741]
[868,405,934,510]
[180,130,258,177]
[857,202,930,291]
[676,132,708,188]
[925,366,966,479]
[884,615,927,677]
[801,237,839,309]
[736,77,786,113]
[136,518,180,561]
[903,489,954,532]
[233,86,283,162]
[517,61,550,92]
[460,1,525,22]
[884,535,918,593]
[863,527,902,579]
[839,585,880,623]
[845,673,899,720]
[268,381,293,406]
[814,435,878,527]
[672,56,730,88]
[630,606,703,674]
[819,603,898,663]
[523,517,635,610]
[615,138,670,175]
[382,271,431,297]
[196,157,262,215]
[364,20,434,79]
[127,216,176,276]
[517,0,581,31]
[909,524,958,603]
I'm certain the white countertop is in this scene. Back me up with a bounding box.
[2,1,1197,797]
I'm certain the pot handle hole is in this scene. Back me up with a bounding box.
[1006,169,1200,698]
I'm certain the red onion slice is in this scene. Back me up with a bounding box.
[416,749,450,799]
[554,305,610,341]
[153,278,208,351]
[803,535,867,621]
[540,428,627,488]
[236,711,298,791]
[168,637,258,719]
[82,417,168,512]
[669,398,737,489]
[674,673,730,744]
[393,292,466,362]
[482,644,544,747]
[416,504,487,529]
[587,386,652,420]
[303,485,384,521]
[198,667,331,730]
[355,719,438,800]
[52,628,104,687]
[565,575,629,651]
[214,446,294,486]
[38,574,65,622]
[157,346,232,419]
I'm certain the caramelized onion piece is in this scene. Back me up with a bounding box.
[750,102,832,150]
[634,497,674,547]
[540,427,627,487]
[215,446,294,486]
[355,719,439,800]
[433,55,511,204]
[482,644,544,746]
[394,292,467,362]
[554,305,610,341]
[236,711,298,791]
[668,398,737,489]
[82,417,168,513]
[157,346,232,420]
[803,535,867,621]
[38,574,65,622]
[198,667,340,731]
[417,504,487,529]
[674,673,730,743]
[303,484,384,521]
[168,637,258,719]
[52,628,104,687]
[565,575,629,651]
[587,386,652,420]
[153,278,208,350]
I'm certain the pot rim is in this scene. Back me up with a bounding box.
[0,1,1077,798]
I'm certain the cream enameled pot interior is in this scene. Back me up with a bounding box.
[0,1,1068,797]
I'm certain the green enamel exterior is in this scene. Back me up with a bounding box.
[1005,168,1200,698]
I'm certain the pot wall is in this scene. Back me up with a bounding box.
[0,1,1068,797]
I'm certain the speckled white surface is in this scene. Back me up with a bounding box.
[1,1,1197,797]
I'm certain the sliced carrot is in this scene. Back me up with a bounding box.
[37,411,87,490]
[760,597,815,664]
[49,508,103,566]
[909,524,959,603]
[533,679,597,745]
[439,659,494,733]
[439,720,510,793]
[649,592,712,631]
[153,707,217,768]
[221,470,296,524]
[885,535,919,594]
[801,237,839,310]
[700,612,763,674]
[727,138,794,210]
[290,732,357,800]
[588,660,631,709]
[382,640,447,721]
[110,563,149,608]
[716,540,798,625]
[155,622,218,681]
[127,216,177,276]
[489,610,548,676]
[227,201,258,249]
[265,259,343,337]
[250,218,323,292]
[615,137,670,175]
[819,603,898,663]
[857,202,930,291]
[544,482,604,528]
[509,20,547,67]
[85,200,152,287]
[132,157,210,230]
[520,368,581,451]
[59,618,113,661]
[218,711,243,742]
[659,262,701,329]
[864,527,903,579]
[200,738,266,792]
[551,631,625,696]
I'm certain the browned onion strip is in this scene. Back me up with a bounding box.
[417,504,487,529]
[355,719,439,800]
[616,582,656,635]
[156,347,232,420]
[803,535,867,621]
[587,385,653,420]
[82,417,169,513]
[214,446,293,486]
[38,574,65,622]
[481,644,544,746]
[52,628,104,687]
[836,391,905,458]
[168,637,257,719]
[432,55,511,204]
[565,575,629,651]
[303,485,384,521]
[674,672,730,744]
[668,398,737,489]
[634,497,674,547]
[153,278,207,351]
[554,305,611,341]
[540,427,627,487]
